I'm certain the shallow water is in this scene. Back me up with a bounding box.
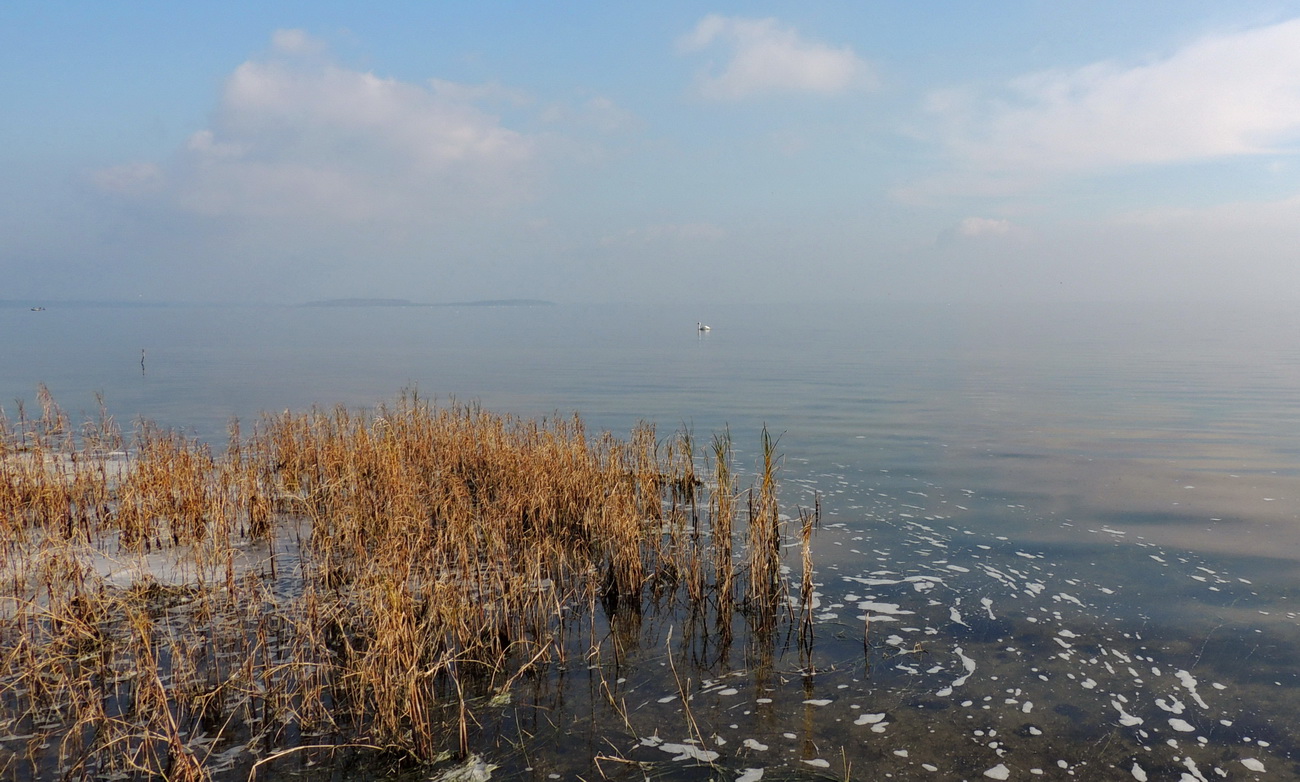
[3,299,1299,778]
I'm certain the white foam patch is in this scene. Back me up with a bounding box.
[1241,758,1265,772]
[984,764,1010,780]
[1113,701,1143,726]
[658,743,720,763]
[952,646,977,687]
[858,601,911,615]
[736,769,764,782]
[1182,757,1208,781]
[1131,762,1148,781]
[1175,670,1210,709]
[855,712,887,725]
[802,759,830,768]
[1168,718,1195,733]
[742,739,768,751]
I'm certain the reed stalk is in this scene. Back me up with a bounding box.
[746,426,784,621]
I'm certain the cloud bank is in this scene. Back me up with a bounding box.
[98,30,536,225]
[917,18,1300,194]
[679,15,875,100]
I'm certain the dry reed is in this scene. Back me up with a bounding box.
[0,391,817,778]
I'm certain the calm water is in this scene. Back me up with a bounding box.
[4,300,1300,778]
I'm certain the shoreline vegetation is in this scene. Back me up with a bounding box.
[0,387,816,780]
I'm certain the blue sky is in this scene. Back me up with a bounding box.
[5,1,1300,304]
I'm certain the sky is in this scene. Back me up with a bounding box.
[5,1,1300,305]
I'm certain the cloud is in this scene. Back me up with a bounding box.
[934,216,1025,246]
[100,30,536,224]
[919,18,1300,192]
[270,28,327,57]
[956,217,1014,237]
[679,15,875,100]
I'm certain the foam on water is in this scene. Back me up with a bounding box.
[602,460,1300,778]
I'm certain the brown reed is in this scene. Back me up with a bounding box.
[0,391,816,778]
[746,426,784,618]
[799,506,816,655]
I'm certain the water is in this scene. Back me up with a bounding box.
[4,299,1300,779]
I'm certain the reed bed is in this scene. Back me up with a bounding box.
[0,390,815,779]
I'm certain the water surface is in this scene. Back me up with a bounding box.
[3,299,1298,778]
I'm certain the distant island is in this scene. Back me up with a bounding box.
[303,298,555,308]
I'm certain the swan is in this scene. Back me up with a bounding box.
[697,322,711,332]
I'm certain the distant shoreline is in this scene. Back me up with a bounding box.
[301,298,555,308]
[1,298,557,309]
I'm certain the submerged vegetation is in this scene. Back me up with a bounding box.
[0,387,817,780]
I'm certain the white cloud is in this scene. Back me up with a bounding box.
[101,30,536,224]
[270,28,327,57]
[922,18,1300,189]
[933,216,1025,246]
[679,15,875,100]
[957,217,1014,237]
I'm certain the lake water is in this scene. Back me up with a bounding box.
[4,300,1299,779]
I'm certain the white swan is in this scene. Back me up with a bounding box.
[697,322,711,332]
